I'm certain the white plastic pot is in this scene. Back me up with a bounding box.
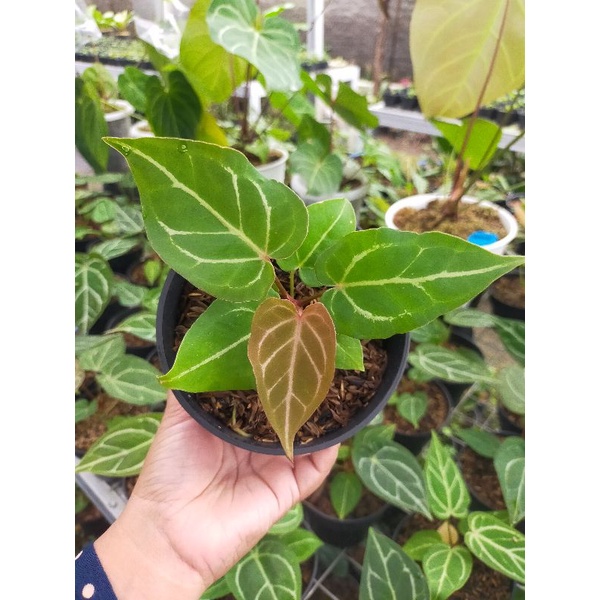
[255,148,289,183]
[105,100,135,172]
[384,193,519,255]
[129,119,154,138]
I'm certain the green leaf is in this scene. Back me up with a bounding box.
[315,229,525,339]
[494,436,525,525]
[160,297,260,392]
[277,197,356,287]
[207,0,302,92]
[425,432,470,520]
[200,575,230,599]
[225,539,301,600]
[75,399,98,424]
[493,317,525,366]
[410,319,450,344]
[360,528,429,600]
[113,280,147,308]
[422,544,473,600]
[89,238,139,262]
[75,77,109,173]
[496,364,525,415]
[275,528,322,562]
[97,355,167,405]
[78,334,125,372]
[75,333,122,356]
[396,391,428,428]
[75,252,114,335]
[75,413,162,476]
[464,512,525,584]
[117,66,153,113]
[410,0,525,118]
[104,137,308,302]
[289,140,344,196]
[107,311,156,343]
[145,69,202,139]
[454,428,501,459]
[330,471,363,519]
[443,308,497,329]
[268,503,303,535]
[403,530,444,561]
[352,426,431,518]
[408,344,496,384]
[248,298,336,460]
[105,204,144,237]
[335,334,364,370]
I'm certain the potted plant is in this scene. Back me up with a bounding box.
[384,0,525,256]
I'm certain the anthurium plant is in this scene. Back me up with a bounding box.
[104,135,524,460]
[358,429,525,599]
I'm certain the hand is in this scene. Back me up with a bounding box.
[94,390,338,600]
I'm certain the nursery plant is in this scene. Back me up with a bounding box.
[104,135,524,460]
[358,428,525,599]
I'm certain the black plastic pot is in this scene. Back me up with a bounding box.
[489,272,525,321]
[399,91,419,110]
[86,240,143,276]
[156,270,411,456]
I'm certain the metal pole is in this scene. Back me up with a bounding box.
[306,0,325,59]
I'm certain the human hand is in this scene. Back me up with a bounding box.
[94,390,338,600]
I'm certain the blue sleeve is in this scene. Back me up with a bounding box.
[75,543,118,599]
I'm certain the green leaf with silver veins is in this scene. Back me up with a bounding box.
[89,238,139,262]
[268,503,303,535]
[493,317,525,366]
[274,528,322,563]
[75,253,114,335]
[330,471,363,519]
[108,311,156,343]
[496,364,525,415]
[494,436,525,526]
[78,334,125,372]
[422,544,473,600]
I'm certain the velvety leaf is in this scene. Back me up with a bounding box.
[496,364,525,415]
[493,317,525,366]
[75,333,122,357]
[117,66,153,113]
[395,391,428,428]
[248,298,336,460]
[179,0,246,104]
[90,238,139,262]
[268,503,303,535]
[431,118,502,171]
[207,0,302,92]
[75,398,98,424]
[75,413,162,476]
[97,355,167,405]
[75,252,114,334]
[113,280,147,307]
[225,539,301,600]
[275,528,322,562]
[78,334,125,372]
[360,528,429,600]
[107,311,156,343]
[289,140,344,196]
[422,544,473,600]
[494,436,525,525]
[330,471,363,519]
[410,0,525,118]
[160,297,262,392]
[146,69,202,139]
[443,308,497,329]
[277,198,356,287]
[408,344,496,384]
[464,512,525,584]
[335,334,364,370]
[425,432,470,520]
[315,229,525,339]
[403,530,444,561]
[352,426,431,518]
[75,77,109,173]
[454,428,501,459]
[104,137,308,302]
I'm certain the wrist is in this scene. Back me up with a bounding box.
[94,497,208,600]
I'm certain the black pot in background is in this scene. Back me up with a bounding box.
[156,270,411,457]
[399,90,419,110]
[383,89,401,107]
[488,271,525,321]
[86,240,143,276]
[88,300,126,336]
[478,106,497,122]
[105,306,156,358]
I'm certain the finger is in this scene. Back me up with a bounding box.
[292,444,339,500]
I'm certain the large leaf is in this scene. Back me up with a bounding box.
[75,413,162,476]
[493,317,525,366]
[104,137,308,302]
[494,436,525,525]
[424,432,470,520]
[359,528,429,600]
[75,77,109,173]
[179,0,246,104]
[410,0,525,118]
[464,512,525,584]
[145,69,202,139]
[408,344,496,384]
[225,539,301,600]
[422,544,473,600]
[117,66,153,113]
[97,354,167,405]
[107,310,157,343]
[207,0,302,92]
[247,298,336,460]
[75,253,114,335]
[160,297,263,392]
[277,197,356,287]
[315,229,525,339]
[289,140,344,196]
[330,471,363,519]
[352,425,431,518]
[496,364,525,415]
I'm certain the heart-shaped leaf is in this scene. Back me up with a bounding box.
[104,137,308,302]
[248,298,336,460]
[494,436,525,525]
[425,432,470,520]
[75,413,162,476]
[395,391,428,428]
[410,0,525,118]
[315,229,525,339]
[422,544,473,600]
[289,140,344,196]
[403,530,444,561]
[207,0,302,92]
[360,528,430,600]
[75,252,114,334]
[464,512,525,584]
[118,66,153,113]
[330,471,363,519]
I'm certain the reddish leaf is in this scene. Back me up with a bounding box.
[248,298,336,460]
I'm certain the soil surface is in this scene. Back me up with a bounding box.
[490,273,525,309]
[458,446,506,511]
